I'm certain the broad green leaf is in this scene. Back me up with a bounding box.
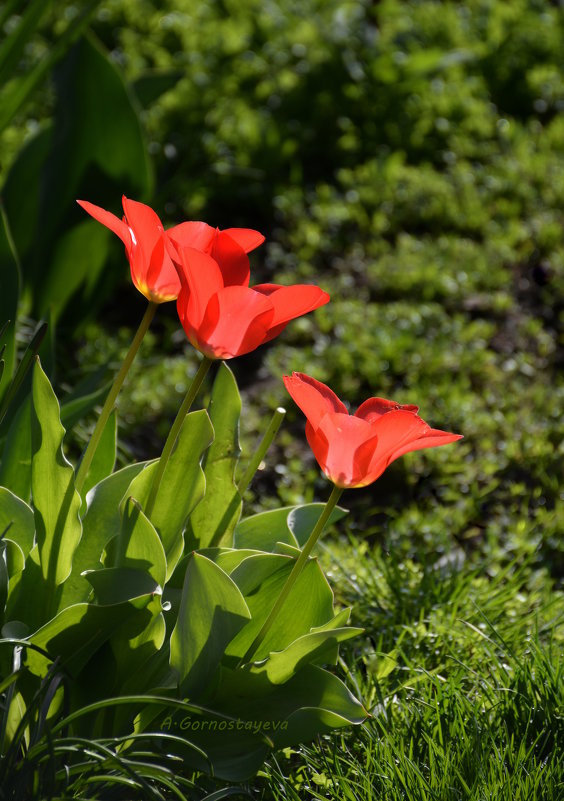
[57,462,146,609]
[31,359,81,587]
[126,410,213,579]
[37,220,112,323]
[287,503,348,547]
[233,503,348,551]
[233,507,299,551]
[110,497,167,589]
[170,553,251,697]
[0,487,34,559]
[111,595,166,696]
[229,552,292,596]
[77,409,117,513]
[186,364,242,549]
[24,596,155,678]
[0,321,47,428]
[225,558,335,661]
[172,665,366,781]
[83,567,160,606]
[250,614,363,685]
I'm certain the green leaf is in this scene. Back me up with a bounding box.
[225,558,335,662]
[0,320,47,427]
[186,364,242,549]
[111,497,167,590]
[250,613,363,684]
[57,462,146,609]
[0,398,32,501]
[83,566,161,606]
[23,596,156,678]
[0,487,34,560]
[126,410,213,579]
[30,359,82,588]
[77,408,117,514]
[233,503,348,551]
[173,665,366,781]
[170,554,251,697]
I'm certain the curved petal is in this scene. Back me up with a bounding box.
[145,237,181,302]
[195,285,275,359]
[222,227,265,253]
[311,413,378,488]
[254,284,330,341]
[166,221,216,253]
[211,231,250,287]
[122,196,163,254]
[284,373,348,430]
[175,247,225,328]
[388,428,463,462]
[76,199,131,248]
[355,397,419,422]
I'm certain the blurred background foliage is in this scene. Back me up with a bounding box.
[1,0,563,579]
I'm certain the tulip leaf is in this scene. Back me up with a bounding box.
[76,409,117,513]
[250,613,363,685]
[0,397,32,502]
[57,462,146,609]
[0,487,34,561]
[225,558,335,662]
[233,503,348,551]
[24,596,155,679]
[83,567,160,607]
[167,665,366,781]
[109,497,167,590]
[126,410,213,579]
[30,359,82,589]
[170,553,251,697]
[186,364,242,549]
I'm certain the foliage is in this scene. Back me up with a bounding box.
[0,357,365,796]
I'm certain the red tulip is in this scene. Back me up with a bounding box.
[283,372,462,488]
[167,221,265,289]
[175,248,330,359]
[77,196,181,303]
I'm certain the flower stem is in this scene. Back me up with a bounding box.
[237,406,286,497]
[238,483,344,666]
[144,355,213,519]
[75,301,157,496]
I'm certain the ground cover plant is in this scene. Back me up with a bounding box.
[0,0,563,798]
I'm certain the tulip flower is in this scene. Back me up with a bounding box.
[77,196,181,303]
[283,372,462,488]
[174,247,330,360]
[167,221,265,289]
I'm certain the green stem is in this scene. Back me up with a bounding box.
[75,301,157,495]
[237,406,286,496]
[144,355,213,519]
[238,483,344,666]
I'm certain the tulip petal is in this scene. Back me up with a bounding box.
[310,413,378,488]
[167,221,216,253]
[122,196,163,253]
[389,428,463,462]
[197,285,274,359]
[176,247,225,328]
[144,237,181,302]
[222,227,265,253]
[284,373,348,429]
[356,397,419,421]
[211,231,250,287]
[76,199,131,248]
[254,284,330,341]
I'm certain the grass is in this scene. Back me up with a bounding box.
[252,535,564,800]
